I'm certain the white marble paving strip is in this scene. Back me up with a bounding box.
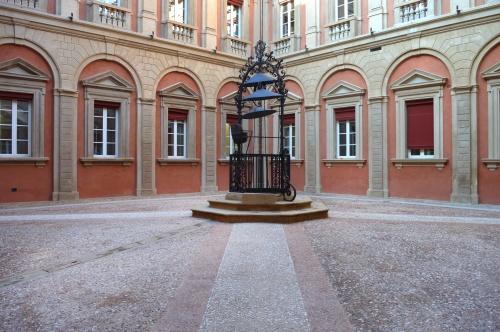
[328,211,500,225]
[199,223,310,332]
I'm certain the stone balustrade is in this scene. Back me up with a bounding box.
[163,20,197,44]
[223,36,250,57]
[87,1,131,29]
[1,0,46,10]
[397,0,428,23]
[326,19,353,42]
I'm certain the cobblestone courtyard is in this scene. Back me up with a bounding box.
[0,194,499,331]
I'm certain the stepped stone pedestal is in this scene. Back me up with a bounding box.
[191,193,329,223]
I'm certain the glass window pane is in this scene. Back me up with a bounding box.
[177,146,184,156]
[94,117,103,130]
[17,100,30,112]
[107,143,116,155]
[0,110,13,125]
[94,143,103,155]
[94,130,103,142]
[107,118,116,130]
[349,145,356,156]
[17,126,29,140]
[339,146,346,156]
[1,140,12,154]
[339,133,346,144]
[17,111,29,126]
[0,126,12,139]
[17,140,28,154]
[107,131,116,143]
[168,145,174,156]
[107,109,116,118]
[94,107,103,117]
[348,0,354,16]
[0,99,12,109]
[338,121,346,133]
[350,132,356,144]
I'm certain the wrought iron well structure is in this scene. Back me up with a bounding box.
[229,40,296,201]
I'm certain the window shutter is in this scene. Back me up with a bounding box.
[406,99,434,149]
[228,0,243,6]
[335,107,355,122]
[226,114,239,124]
[94,100,120,109]
[168,109,189,121]
[0,92,33,100]
[283,113,295,125]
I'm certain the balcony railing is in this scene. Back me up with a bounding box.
[1,0,46,11]
[223,36,251,57]
[162,20,197,45]
[396,0,428,23]
[87,1,131,29]
[272,35,299,56]
[326,18,354,42]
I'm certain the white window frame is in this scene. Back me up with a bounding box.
[390,69,448,170]
[227,3,241,38]
[284,121,296,159]
[481,63,500,171]
[167,118,187,158]
[280,1,294,38]
[81,71,134,167]
[0,98,31,157]
[322,81,365,168]
[98,0,121,6]
[158,83,199,166]
[169,0,188,23]
[225,122,236,156]
[0,58,49,168]
[335,0,354,21]
[337,118,356,159]
[93,107,118,158]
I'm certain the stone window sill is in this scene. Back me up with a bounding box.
[157,158,200,167]
[80,157,134,167]
[482,159,500,171]
[0,157,49,168]
[322,159,366,169]
[391,158,448,170]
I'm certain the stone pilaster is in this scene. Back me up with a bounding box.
[56,0,79,17]
[450,86,478,204]
[367,96,389,198]
[138,0,157,35]
[368,0,387,31]
[138,98,157,196]
[52,89,79,201]
[201,105,218,192]
[304,105,321,194]
[201,0,218,50]
[305,0,320,48]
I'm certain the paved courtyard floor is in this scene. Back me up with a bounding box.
[0,193,499,331]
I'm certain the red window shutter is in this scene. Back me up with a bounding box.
[283,114,295,125]
[335,107,355,122]
[406,99,434,149]
[226,114,239,125]
[94,100,120,109]
[168,109,188,121]
[228,0,243,6]
[0,92,33,100]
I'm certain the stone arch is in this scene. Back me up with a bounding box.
[381,48,454,96]
[0,38,61,89]
[72,54,142,96]
[469,36,500,86]
[315,64,369,102]
[153,66,207,105]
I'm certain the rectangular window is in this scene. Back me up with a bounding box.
[280,1,294,38]
[227,2,241,38]
[169,0,187,23]
[284,114,295,158]
[336,107,355,158]
[0,97,31,156]
[226,114,238,156]
[168,109,188,158]
[406,99,434,158]
[336,0,354,21]
[94,106,118,157]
